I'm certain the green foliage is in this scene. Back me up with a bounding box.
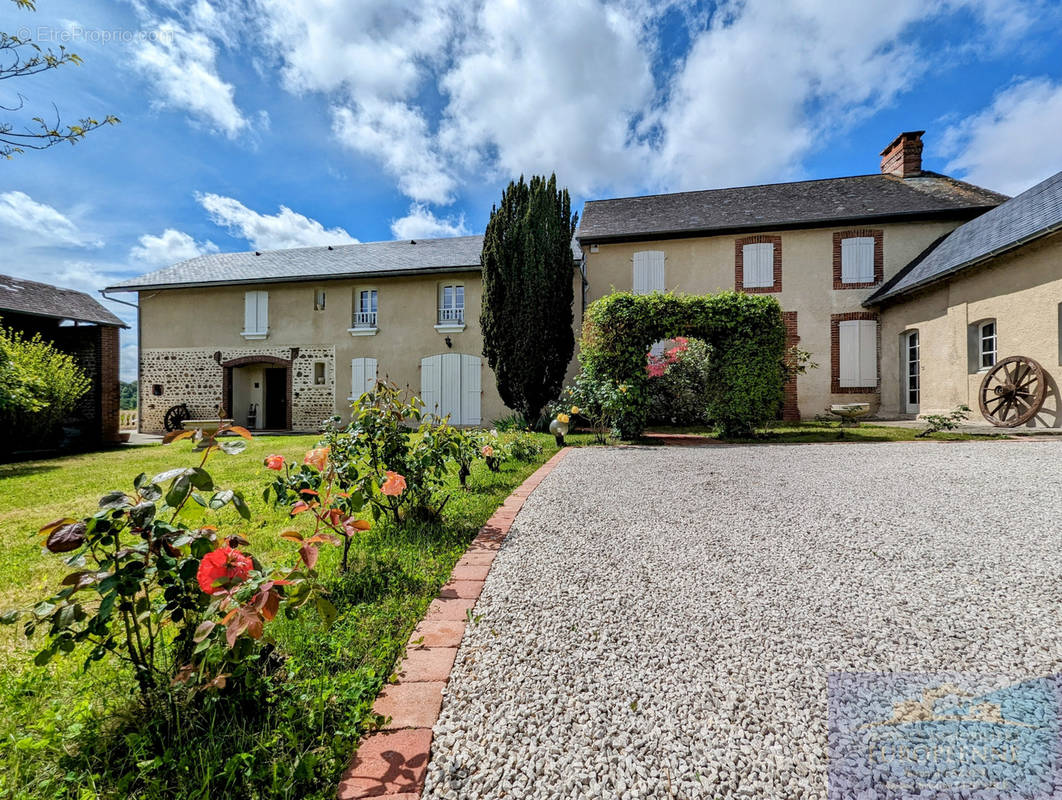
[0,324,90,450]
[481,173,577,422]
[550,371,626,444]
[120,380,138,410]
[917,404,971,437]
[1,422,330,720]
[1,0,119,159]
[578,291,787,438]
[646,338,713,426]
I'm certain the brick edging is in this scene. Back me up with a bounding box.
[337,447,573,800]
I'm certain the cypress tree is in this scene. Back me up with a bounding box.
[480,174,577,423]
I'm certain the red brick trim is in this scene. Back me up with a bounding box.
[98,326,121,442]
[832,229,883,290]
[782,311,800,420]
[220,355,293,429]
[735,234,782,293]
[338,447,573,800]
[830,312,880,394]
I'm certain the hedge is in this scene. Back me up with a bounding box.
[579,291,787,437]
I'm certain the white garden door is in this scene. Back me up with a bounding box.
[420,354,481,425]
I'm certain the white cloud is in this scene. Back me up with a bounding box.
[130,229,220,266]
[0,191,101,247]
[390,204,469,240]
[196,192,359,250]
[941,77,1062,195]
[134,21,249,137]
[332,101,457,204]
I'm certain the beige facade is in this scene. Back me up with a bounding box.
[582,220,961,417]
[878,230,1062,427]
[137,271,508,433]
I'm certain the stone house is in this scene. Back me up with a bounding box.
[108,130,1062,432]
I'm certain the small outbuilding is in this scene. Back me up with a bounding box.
[0,274,126,447]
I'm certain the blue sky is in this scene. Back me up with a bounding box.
[2,0,1062,380]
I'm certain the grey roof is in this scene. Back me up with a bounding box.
[0,274,125,326]
[868,169,1062,305]
[576,172,1007,242]
[106,235,486,291]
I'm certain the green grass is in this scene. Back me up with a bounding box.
[638,421,1002,443]
[0,434,561,799]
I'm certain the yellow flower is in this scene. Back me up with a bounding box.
[557,413,570,424]
[618,385,628,393]
[570,406,580,415]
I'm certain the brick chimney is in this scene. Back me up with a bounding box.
[880,131,925,178]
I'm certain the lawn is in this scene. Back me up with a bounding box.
[0,432,562,800]
[639,420,1006,443]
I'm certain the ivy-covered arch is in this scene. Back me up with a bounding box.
[579,291,788,437]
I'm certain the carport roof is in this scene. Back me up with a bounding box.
[0,273,125,326]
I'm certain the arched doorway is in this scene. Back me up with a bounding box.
[221,355,292,430]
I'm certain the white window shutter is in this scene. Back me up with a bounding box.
[366,358,377,390]
[633,251,665,294]
[257,291,268,332]
[441,353,461,422]
[648,251,665,292]
[633,252,648,294]
[420,356,440,417]
[244,292,257,332]
[460,355,481,426]
[743,243,773,287]
[858,320,878,386]
[351,359,365,398]
[838,321,859,387]
[842,237,874,283]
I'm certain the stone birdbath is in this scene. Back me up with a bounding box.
[829,403,871,429]
[182,418,235,449]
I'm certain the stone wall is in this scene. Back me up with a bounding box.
[139,345,335,433]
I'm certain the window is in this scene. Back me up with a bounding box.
[632,251,665,294]
[314,288,326,311]
[978,321,997,369]
[742,243,774,288]
[736,235,781,292]
[837,318,877,389]
[903,330,919,413]
[313,362,326,386]
[840,237,875,284]
[353,289,378,328]
[242,290,268,339]
[351,358,378,399]
[439,284,465,324]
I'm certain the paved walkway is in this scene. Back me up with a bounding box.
[422,441,1062,799]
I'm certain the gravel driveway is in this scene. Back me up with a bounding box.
[422,442,1062,799]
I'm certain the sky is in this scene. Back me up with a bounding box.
[2,0,1062,381]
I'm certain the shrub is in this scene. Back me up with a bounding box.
[500,430,544,462]
[917,404,971,437]
[0,424,331,706]
[0,324,90,450]
[579,291,786,438]
[646,337,712,426]
[551,371,625,443]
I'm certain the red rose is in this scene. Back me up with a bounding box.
[197,546,253,594]
[264,454,284,470]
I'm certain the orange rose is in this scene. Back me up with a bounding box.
[303,447,329,471]
[264,454,284,470]
[481,445,494,457]
[380,470,407,496]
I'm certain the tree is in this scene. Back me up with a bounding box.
[481,174,577,423]
[1,0,119,159]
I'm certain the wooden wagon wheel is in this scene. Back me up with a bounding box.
[978,356,1047,427]
[163,403,191,432]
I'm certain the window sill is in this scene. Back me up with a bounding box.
[434,323,466,334]
[348,327,378,337]
[241,331,268,340]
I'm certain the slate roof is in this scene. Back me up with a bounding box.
[106,235,486,291]
[0,274,125,326]
[576,172,1007,243]
[867,169,1062,305]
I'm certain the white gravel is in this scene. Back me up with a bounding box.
[422,442,1062,799]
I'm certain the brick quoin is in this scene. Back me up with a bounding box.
[830,311,880,395]
[734,234,782,293]
[782,311,800,421]
[833,229,884,290]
